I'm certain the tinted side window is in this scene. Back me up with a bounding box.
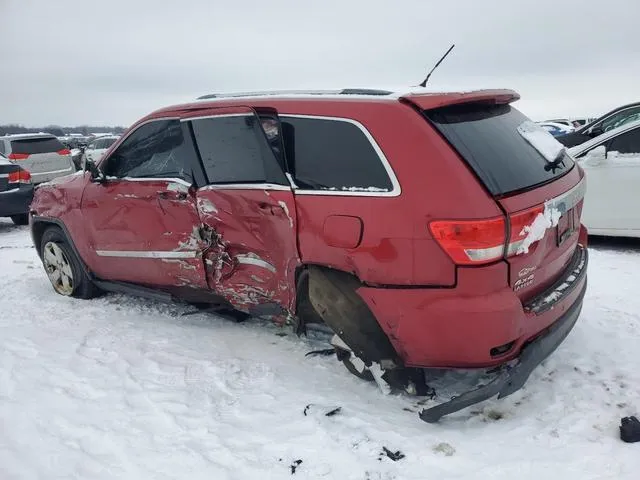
[0,142,5,154]
[191,115,286,185]
[600,106,640,132]
[607,127,640,154]
[280,117,393,191]
[103,120,195,181]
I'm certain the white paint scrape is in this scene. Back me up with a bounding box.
[197,197,218,214]
[517,120,566,162]
[517,204,562,254]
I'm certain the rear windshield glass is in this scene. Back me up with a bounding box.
[425,104,574,195]
[10,137,65,154]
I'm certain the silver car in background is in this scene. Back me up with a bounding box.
[0,133,75,184]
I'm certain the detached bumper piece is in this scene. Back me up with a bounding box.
[420,246,588,423]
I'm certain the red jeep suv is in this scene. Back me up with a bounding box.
[30,88,588,422]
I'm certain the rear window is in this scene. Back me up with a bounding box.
[425,104,574,195]
[10,137,65,155]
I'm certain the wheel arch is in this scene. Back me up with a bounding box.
[31,217,89,274]
[295,262,401,367]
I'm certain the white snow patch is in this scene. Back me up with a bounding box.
[516,204,562,255]
[517,121,566,162]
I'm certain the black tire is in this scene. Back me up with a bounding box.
[40,227,99,299]
[10,214,29,225]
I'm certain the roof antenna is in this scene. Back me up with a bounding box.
[419,44,455,87]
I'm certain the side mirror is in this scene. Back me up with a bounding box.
[84,159,105,183]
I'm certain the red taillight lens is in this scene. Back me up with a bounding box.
[7,169,32,184]
[429,217,506,265]
[506,205,544,256]
[8,153,30,160]
[57,149,71,155]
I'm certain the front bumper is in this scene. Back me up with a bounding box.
[0,184,34,217]
[420,247,588,422]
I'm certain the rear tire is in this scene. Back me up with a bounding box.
[10,214,29,225]
[40,227,99,299]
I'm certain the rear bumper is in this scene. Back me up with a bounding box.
[420,268,586,422]
[0,185,34,217]
[357,245,588,368]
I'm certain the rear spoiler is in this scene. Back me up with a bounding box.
[399,89,520,111]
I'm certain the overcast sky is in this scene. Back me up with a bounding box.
[2,0,638,126]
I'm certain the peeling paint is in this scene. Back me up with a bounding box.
[197,197,218,214]
[161,258,198,270]
[235,253,276,273]
[176,226,202,251]
[167,182,189,193]
[250,275,265,283]
[115,193,140,199]
[278,201,294,228]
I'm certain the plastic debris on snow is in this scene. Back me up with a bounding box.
[516,202,562,255]
[517,120,566,162]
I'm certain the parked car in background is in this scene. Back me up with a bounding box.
[544,118,594,129]
[544,118,575,129]
[0,134,75,184]
[29,88,589,422]
[80,135,119,169]
[538,121,575,137]
[557,101,640,148]
[568,119,640,238]
[0,152,33,225]
[570,117,596,128]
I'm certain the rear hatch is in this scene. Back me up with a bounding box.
[421,99,584,302]
[9,137,72,182]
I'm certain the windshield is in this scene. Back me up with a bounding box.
[425,104,574,196]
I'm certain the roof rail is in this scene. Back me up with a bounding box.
[196,88,394,100]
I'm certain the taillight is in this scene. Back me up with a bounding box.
[8,153,29,160]
[429,205,546,265]
[429,217,506,265]
[57,149,71,155]
[7,169,32,184]
[506,205,544,256]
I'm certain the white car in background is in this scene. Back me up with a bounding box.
[568,119,640,238]
[0,133,75,184]
[81,135,119,169]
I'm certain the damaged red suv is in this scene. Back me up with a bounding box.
[30,88,588,422]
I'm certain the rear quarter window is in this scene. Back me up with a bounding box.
[280,116,393,192]
[425,104,574,196]
[10,137,65,154]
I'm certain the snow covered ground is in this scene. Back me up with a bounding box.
[1,219,639,480]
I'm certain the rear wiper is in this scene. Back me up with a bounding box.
[544,152,567,173]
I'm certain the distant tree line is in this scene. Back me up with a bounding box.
[0,124,127,136]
